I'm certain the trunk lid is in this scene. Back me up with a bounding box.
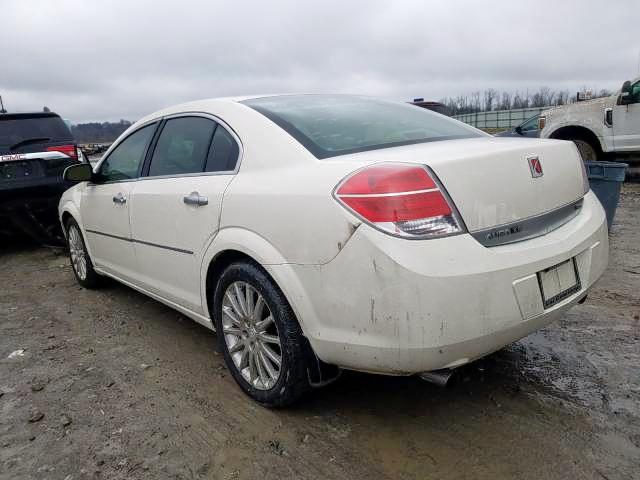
[339,137,585,233]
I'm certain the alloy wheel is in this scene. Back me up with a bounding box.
[68,225,87,281]
[221,281,282,390]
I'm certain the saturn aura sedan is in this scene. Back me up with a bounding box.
[59,94,608,406]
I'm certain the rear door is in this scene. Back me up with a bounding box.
[612,80,640,151]
[129,114,240,313]
[82,123,157,281]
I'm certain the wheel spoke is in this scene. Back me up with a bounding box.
[245,286,254,319]
[248,347,257,384]
[258,347,278,382]
[223,326,243,337]
[228,341,244,354]
[222,305,242,326]
[255,349,269,387]
[252,294,265,321]
[239,345,250,369]
[233,283,248,317]
[255,315,273,333]
[260,343,281,367]
[225,291,245,321]
[259,333,280,345]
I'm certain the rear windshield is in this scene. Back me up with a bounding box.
[0,114,73,148]
[242,95,483,159]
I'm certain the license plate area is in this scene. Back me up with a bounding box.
[537,258,581,309]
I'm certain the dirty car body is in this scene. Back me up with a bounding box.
[1,112,82,242]
[58,95,609,405]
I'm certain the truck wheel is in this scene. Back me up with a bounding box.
[573,139,598,162]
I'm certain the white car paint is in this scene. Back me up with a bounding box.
[59,95,608,378]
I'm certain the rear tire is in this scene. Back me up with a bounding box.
[65,217,102,289]
[213,261,311,407]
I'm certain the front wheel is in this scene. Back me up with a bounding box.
[213,261,311,407]
[573,139,598,162]
[65,218,102,289]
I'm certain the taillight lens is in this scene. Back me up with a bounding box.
[334,163,465,238]
[47,144,78,161]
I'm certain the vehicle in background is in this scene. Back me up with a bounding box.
[539,76,640,163]
[495,114,540,138]
[1,111,85,243]
[60,94,607,407]
[410,99,452,116]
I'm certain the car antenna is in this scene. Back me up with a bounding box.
[0,95,7,114]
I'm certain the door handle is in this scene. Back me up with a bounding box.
[183,191,208,206]
[112,192,126,204]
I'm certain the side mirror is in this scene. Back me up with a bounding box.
[514,126,523,135]
[63,163,93,182]
[619,80,633,105]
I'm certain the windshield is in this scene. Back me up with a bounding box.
[243,95,484,159]
[0,114,73,149]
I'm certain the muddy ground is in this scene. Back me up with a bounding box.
[1,185,639,480]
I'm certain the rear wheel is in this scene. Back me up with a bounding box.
[213,261,310,407]
[65,218,101,289]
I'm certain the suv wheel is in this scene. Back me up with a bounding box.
[213,261,310,407]
[573,139,598,162]
[65,218,101,289]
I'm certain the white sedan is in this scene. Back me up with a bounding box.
[59,95,608,406]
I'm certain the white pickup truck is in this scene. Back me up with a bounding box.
[539,76,640,167]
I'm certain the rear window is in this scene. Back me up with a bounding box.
[0,114,73,148]
[242,95,483,159]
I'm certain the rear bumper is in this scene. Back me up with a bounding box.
[272,191,608,374]
[0,180,71,240]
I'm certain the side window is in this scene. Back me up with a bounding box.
[632,81,640,103]
[99,124,155,182]
[520,116,539,132]
[205,125,240,172]
[148,117,216,177]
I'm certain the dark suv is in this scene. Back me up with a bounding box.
[0,112,84,243]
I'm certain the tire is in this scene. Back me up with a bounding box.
[65,217,102,289]
[572,139,599,162]
[213,261,311,407]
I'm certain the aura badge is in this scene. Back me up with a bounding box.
[527,155,543,178]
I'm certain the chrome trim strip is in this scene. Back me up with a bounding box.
[85,229,193,254]
[471,198,584,247]
[337,187,439,198]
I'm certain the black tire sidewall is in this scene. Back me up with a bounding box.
[212,262,309,407]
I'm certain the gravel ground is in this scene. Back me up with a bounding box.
[1,184,639,480]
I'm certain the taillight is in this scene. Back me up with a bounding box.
[334,163,465,238]
[47,144,78,161]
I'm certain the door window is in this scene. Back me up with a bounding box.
[205,125,240,172]
[148,117,216,177]
[520,115,539,132]
[98,124,155,182]
[631,81,640,103]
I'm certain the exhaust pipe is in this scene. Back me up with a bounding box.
[419,369,454,387]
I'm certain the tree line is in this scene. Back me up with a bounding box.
[71,119,132,143]
[439,87,613,116]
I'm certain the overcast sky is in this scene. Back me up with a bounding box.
[1,0,638,123]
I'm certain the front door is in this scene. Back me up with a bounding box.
[82,123,157,282]
[613,80,640,151]
[129,115,240,313]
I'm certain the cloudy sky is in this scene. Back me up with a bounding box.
[1,0,638,122]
